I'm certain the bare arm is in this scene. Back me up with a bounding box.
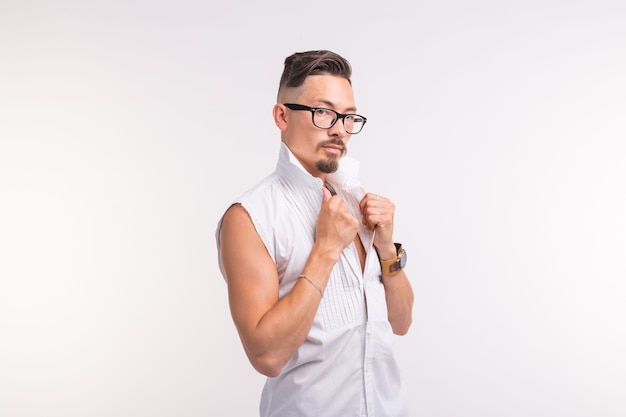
[360,193,414,335]
[378,255,414,335]
[219,188,359,377]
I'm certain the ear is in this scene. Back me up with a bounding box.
[273,103,288,132]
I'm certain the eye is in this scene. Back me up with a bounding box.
[315,108,331,117]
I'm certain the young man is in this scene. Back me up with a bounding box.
[216,50,413,417]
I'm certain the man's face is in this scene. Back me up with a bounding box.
[281,74,356,178]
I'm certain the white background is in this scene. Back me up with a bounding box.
[1,1,625,416]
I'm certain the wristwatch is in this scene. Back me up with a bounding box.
[380,243,407,276]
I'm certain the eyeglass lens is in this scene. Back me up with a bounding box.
[313,109,365,134]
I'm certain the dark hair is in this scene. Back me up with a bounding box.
[278,50,352,93]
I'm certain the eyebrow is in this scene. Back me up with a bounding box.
[314,99,357,113]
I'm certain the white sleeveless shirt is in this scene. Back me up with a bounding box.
[217,142,409,417]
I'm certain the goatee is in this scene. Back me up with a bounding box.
[316,139,346,173]
[316,158,340,173]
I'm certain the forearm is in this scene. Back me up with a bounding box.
[376,242,414,335]
[381,271,414,335]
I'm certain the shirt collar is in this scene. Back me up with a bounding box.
[276,142,361,190]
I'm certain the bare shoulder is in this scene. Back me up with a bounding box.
[220,203,254,239]
[219,203,267,269]
[219,203,278,293]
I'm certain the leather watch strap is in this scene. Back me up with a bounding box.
[380,243,404,276]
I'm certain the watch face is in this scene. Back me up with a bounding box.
[389,249,407,272]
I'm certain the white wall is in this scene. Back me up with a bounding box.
[1,1,625,416]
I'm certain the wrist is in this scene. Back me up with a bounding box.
[310,243,341,266]
[375,243,398,262]
[379,243,407,277]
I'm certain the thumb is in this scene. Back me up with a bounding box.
[322,186,332,202]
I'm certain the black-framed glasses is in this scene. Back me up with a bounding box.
[283,103,367,134]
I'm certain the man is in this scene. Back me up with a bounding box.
[216,50,414,417]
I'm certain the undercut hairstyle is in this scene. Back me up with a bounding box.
[278,50,352,99]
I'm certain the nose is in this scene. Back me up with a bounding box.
[327,116,348,137]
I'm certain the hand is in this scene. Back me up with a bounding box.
[359,192,396,253]
[315,187,360,257]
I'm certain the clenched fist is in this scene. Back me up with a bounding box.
[315,187,360,258]
[359,192,396,253]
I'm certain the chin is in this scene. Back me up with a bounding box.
[316,159,339,174]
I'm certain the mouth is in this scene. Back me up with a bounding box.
[319,140,346,156]
[322,144,344,155]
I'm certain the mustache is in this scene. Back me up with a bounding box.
[317,139,346,152]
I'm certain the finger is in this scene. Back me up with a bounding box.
[360,192,380,214]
